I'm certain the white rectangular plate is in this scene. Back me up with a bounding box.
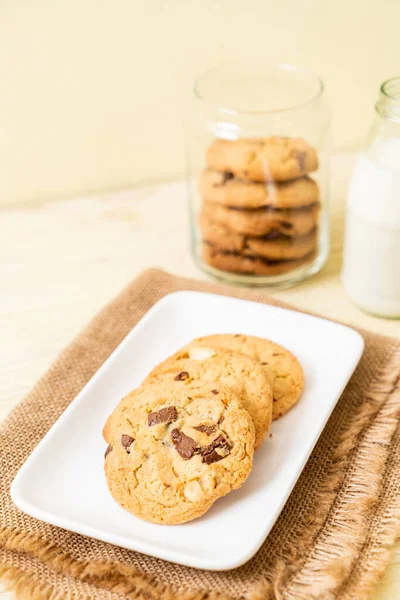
[11,291,364,571]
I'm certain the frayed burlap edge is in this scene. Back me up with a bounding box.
[0,530,232,600]
[0,564,62,600]
[0,562,106,600]
[1,269,400,600]
[0,562,232,600]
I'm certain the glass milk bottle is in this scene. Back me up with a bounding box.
[342,77,400,318]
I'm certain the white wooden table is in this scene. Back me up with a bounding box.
[1,154,399,599]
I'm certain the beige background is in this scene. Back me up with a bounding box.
[0,0,399,206]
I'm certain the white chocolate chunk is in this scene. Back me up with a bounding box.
[184,479,204,502]
[188,347,216,360]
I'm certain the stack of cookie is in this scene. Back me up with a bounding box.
[103,334,304,525]
[199,136,320,276]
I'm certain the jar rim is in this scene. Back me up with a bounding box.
[380,77,400,101]
[193,63,324,116]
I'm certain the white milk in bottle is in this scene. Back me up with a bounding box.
[342,78,400,318]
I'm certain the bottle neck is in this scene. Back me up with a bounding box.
[375,77,400,122]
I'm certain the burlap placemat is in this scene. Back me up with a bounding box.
[1,269,400,600]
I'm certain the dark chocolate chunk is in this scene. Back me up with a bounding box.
[280,221,294,230]
[148,406,178,426]
[203,449,224,464]
[121,435,134,450]
[211,389,219,395]
[193,424,216,436]
[201,435,232,464]
[297,151,306,171]
[174,371,189,381]
[214,171,234,187]
[222,171,235,184]
[280,220,294,230]
[171,428,198,460]
[263,230,283,241]
[104,444,113,458]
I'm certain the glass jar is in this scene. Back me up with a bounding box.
[185,64,331,288]
[342,77,400,317]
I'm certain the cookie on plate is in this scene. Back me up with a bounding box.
[203,202,319,237]
[104,382,255,524]
[200,212,317,260]
[206,137,318,182]
[202,243,315,277]
[143,346,272,449]
[184,335,304,420]
[200,170,319,209]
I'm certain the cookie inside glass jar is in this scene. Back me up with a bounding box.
[187,64,331,287]
[199,136,320,281]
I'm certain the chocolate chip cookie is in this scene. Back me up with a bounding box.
[104,381,255,524]
[202,243,315,276]
[203,202,319,237]
[143,346,272,449]
[200,212,317,260]
[200,170,319,209]
[206,137,318,182]
[184,335,304,420]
